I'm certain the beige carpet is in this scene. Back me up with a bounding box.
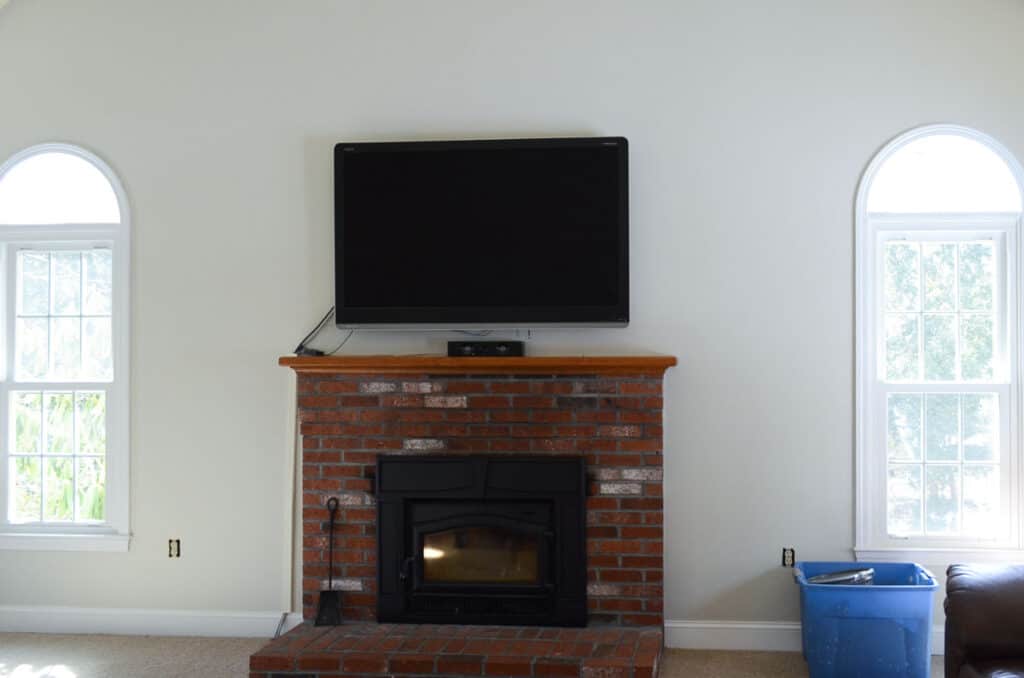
[0,634,265,678]
[661,650,945,677]
[0,634,945,677]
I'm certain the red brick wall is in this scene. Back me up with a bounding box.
[298,372,665,626]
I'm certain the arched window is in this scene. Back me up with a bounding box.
[866,133,1022,214]
[856,125,1024,559]
[0,143,130,551]
[0,150,121,224]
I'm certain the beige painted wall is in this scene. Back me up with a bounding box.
[0,0,1022,625]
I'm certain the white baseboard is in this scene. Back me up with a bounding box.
[664,619,803,652]
[0,607,947,654]
[664,619,946,656]
[0,605,292,637]
[280,612,304,635]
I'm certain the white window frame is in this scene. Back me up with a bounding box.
[0,143,130,552]
[856,125,1024,562]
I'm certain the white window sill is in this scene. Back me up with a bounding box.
[855,546,1024,565]
[0,532,130,552]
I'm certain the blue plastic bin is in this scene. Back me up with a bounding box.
[794,562,937,678]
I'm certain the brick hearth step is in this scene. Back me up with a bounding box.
[250,622,663,678]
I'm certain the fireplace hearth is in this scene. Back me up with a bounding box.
[377,455,586,626]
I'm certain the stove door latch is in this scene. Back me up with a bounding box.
[399,556,414,582]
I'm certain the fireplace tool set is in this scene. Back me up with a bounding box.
[315,496,343,626]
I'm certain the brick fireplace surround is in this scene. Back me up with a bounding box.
[251,354,676,678]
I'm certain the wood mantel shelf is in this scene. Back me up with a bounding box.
[279,354,677,376]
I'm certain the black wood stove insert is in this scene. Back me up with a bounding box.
[376,455,586,627]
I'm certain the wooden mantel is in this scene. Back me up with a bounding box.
[279,354,677,376]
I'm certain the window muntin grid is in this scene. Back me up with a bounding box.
[15,249,113,383]
[886,392,999,537]
[8,390,107,524]
[882,240,997,384]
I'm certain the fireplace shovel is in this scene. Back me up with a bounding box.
[315,496,343,626]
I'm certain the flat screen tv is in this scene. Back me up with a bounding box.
[334,136,628,328]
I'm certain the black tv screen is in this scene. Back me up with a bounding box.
[334,137,628,327]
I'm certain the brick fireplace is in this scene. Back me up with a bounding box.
[252,354,675,678]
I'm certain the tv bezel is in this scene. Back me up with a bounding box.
[334,136,629,329]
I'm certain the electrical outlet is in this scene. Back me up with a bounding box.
[168,538,181,558]
[782,547,795,567]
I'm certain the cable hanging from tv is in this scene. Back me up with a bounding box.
[328,329,355,355]
[294,306,353,356]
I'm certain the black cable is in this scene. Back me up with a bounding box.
[328,329,356,355]
[294,306,335,356]
[295,306,334,349]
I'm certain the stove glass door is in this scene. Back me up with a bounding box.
[421,526,541,585]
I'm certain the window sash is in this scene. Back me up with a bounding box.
[873,382,1012,544]
[4,384,112,525]
[859,214,1020,551]
[0,234,127,536]
[875,228,1009,385]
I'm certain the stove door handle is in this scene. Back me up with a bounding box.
[399,556,414,582]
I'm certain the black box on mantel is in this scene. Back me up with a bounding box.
[447,340,525,357]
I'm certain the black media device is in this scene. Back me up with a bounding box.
[334,136,629,328]
[447,340,525,357]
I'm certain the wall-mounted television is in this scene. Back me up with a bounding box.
[334,136,628,328]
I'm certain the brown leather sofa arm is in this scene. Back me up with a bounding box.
[945,564,1024,677]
